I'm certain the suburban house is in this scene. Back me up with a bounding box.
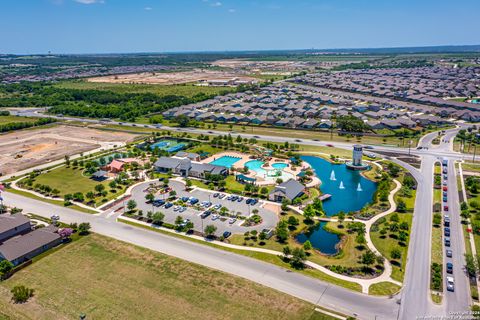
[0,224,62,266]
[0,215,32,243]
[268,179,305,202]
[154,157,228,179]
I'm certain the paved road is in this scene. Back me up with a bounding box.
[2,190,399,320]
[7,109,475,318]
[444,159,470,313]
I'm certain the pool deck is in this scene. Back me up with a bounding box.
[203,152,316,186]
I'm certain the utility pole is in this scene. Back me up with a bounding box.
[408,140,412,156]
[474,144,477,163]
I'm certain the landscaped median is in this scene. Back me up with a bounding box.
[430,161,443,303]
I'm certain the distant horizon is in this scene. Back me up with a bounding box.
[3,44,480,56]
[1,0,479,54]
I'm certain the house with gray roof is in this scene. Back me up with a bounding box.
[0,225,62,266]
[268,179,305,202]
[154,157,228,179]
[0,215,32,243]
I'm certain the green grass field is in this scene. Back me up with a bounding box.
[0,115,39,125]
[369,282,401,296]
[370,212,412,282]
[55,80,234,98]
[0,234,333,320]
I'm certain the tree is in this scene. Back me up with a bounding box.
[391,248,402,260]
[0,260,13,277]
[78,222,91,235]
[303,240,313,251]
[86,191,95,203]
[152,212,165,225]
[396,200,407,213]
[109,180,117,189]
[204,224,217,237]
[282,246,291,258]
[287,216,299,226]
[290,248,307,269]
[94,184,105,194]
[337,212,345,225]
[11,285,34,303]
[275,220,289,242]
[361,250,376,267]
[175,215,184,226]
[127,200,137,212]
[465,254,478,277]
[145,193,155,203]
[303,205,315,222]
[185,179,192,189]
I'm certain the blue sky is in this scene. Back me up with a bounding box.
[1,0,479,54]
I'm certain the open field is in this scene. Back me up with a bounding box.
[86,69,259,85]
[0,115,39,125]
[0,125,137,175]
[55,81,234,98]
[0,234,328,320]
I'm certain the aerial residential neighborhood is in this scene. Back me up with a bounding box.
[0,1,479,320]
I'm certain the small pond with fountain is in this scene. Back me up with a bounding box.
[295,155,378,254]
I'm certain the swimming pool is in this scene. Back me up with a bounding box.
[209,156,241,168]
[245,160,293,181]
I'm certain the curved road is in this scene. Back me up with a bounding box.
[2,191,399,320]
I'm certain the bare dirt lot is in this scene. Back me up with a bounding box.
[0,125,137,175]
[87,68,258,85]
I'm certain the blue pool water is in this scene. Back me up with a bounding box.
[245,160,293,181]
[296,222,340,255]
[301,155,377,216]
[209,156,241,168]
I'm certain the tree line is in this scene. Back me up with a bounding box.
[0,117,56,133]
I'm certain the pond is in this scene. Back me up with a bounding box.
[301,155,377,216]
[295,222,340,255]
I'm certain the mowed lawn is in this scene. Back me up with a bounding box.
[0,234,326,320]
[33,166,110,197]
[55,81,233,98]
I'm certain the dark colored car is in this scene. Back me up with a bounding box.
[200,211,211,219]
[444,227,450,237]
[223,231,232,238]
[444,238,451,247]
[213,193,220,198]
[446,262,453,274]
[164,202,173,209]
[181,196,189,202]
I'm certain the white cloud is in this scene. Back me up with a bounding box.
[228,8,236,13]
[210,1,222,7]
[144,6,152,11]
[74,0,104,4]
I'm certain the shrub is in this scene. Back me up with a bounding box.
[11,285,34,303]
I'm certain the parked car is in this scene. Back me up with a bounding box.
[444,218,450,227]
[445,238,451,247]
[237,196,244,202]
[164,202,173,209]
[173,205,180,212]
[446,262,453,274]
[211,214,219,221]
[444,205,449,211]
[181,196,189,202]
[226,195,233,200]
[446,276,455,292]
[179,206,187,213]
[326,144,334,147]
[200,211,211,219]
[443,197,448,202]
[246,198,252,204]
[213,204,222,210]
[189,198,199,205]
[443,175,448,180]
[231,195,238,201]
[443,191,448,197]
[223,231,232,238]
[446,249,453,258]
[213,193,220,198]
[228,217,237,224]
[444,227,450,237]
[219,194,226,199]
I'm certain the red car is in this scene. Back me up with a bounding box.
[444,206,449,211]
[326,144,334,147]
[443,186,448,191]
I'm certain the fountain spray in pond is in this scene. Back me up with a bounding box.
[357,183,363,192]
[330,170,336,181]
[339,181,345,189]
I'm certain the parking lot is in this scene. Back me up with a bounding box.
[128,180,279,235]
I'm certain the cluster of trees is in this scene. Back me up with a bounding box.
[336,115,370,133]
[0,82,224,122]
[372,213,409,260]
[0,117,56,133]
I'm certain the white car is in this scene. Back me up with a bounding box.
[446,276,455,292]
[173,205,180,211]
[228,218,237,224]
[211,214,219,221]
